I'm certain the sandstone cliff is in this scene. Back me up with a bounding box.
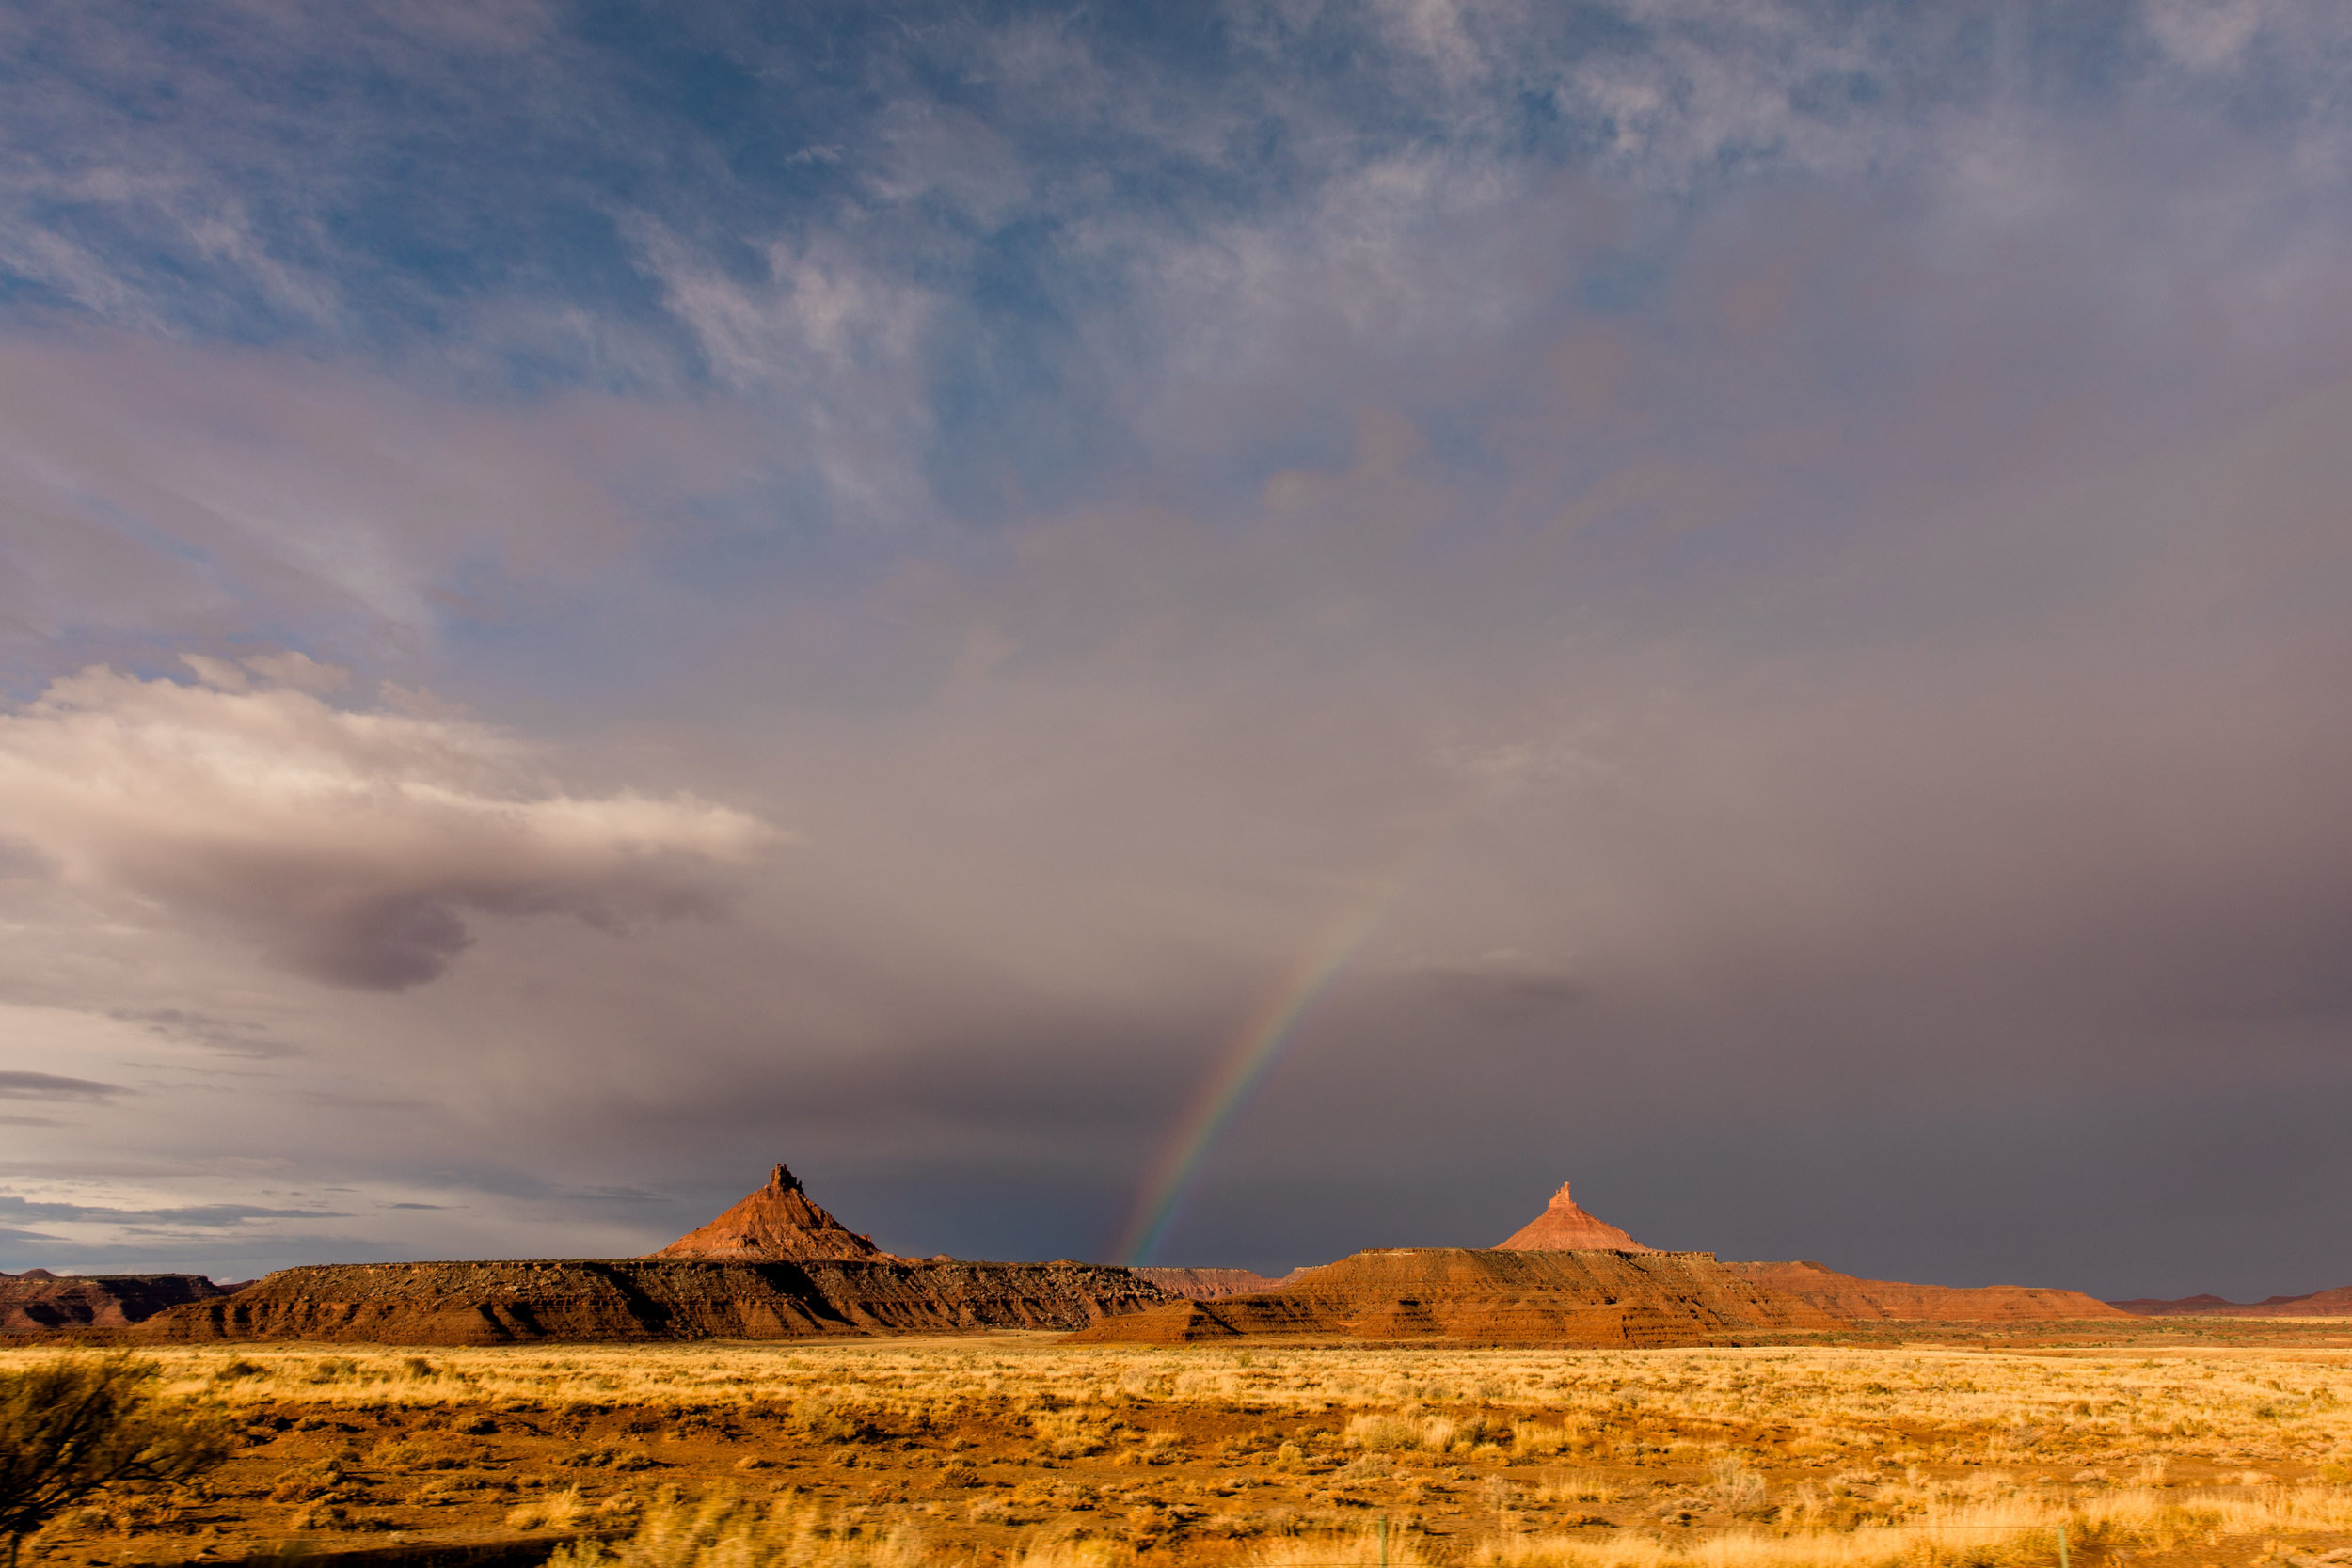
[2107,1286,2352,1317]
[1495,1181,1654,1251]
[136,1257,1170,1345]
[1130,1267,1291,1300]
[651,1164,895,1261]
[1070,1247,1840,1345]
[1724,1259,2133,1322]
[1,1270,237,1333]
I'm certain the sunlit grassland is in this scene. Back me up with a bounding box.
[8,1338,2351,1566]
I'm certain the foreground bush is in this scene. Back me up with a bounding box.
[0,1355,230,1567]
[548,1493,929,1568]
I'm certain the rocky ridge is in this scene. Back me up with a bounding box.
[137,1256,1171,1344]
[1129,1267,1292,1300]
[1,1270,238,1334]
[1070,1246,1841,1345]
[1724,1259,2133,1322]
[2107,1286,2352,1317]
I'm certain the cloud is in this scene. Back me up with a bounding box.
[0,663,783,988]
[0,1071,125,1101]
[0,331,798,680]
[107,1008,299,1060]
[0,1196,342,1227]
[624,221,939,525]
[2,0,2352,1296]
[2147,0,2269,71]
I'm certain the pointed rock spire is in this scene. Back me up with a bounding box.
[650,1162,898,1261]
[1495,1180,1653,1252]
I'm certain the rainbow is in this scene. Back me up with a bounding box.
[1109,885,1402,1266]
[1109,768,1529,1267]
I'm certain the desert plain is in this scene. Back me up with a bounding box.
[8,1173,2352,1568]
[10,1321,2352,1568]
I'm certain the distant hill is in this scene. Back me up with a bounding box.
[1,1269,240,1333]
[1073,1246,1840,1344]
[1724,1259,2133,1322]
[1130,1266,1291,1299]
[2107,1286,2352,1317]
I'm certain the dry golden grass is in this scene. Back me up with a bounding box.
[6,1337,2350,1567]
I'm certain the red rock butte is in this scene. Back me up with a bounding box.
[650,1163,897,1262]
[1495,1180,1654,1252]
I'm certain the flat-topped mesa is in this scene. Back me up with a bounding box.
[1071,1246,1836,1345]
[650,1163,898,1262]
[136,1257,1173,1344]
[1495,1180,1654,1252]
[1130,1267,1291,1300]
[2,1271,237,1333]
[1726,1260,2134,1323]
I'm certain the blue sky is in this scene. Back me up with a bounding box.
[2,0,2350,1296]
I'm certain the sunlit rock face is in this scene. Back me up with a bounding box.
[1724,1260,2133,1323]
[1130,1267,1292,1299]
[650,1164,896,1262]
[1494,1181,1654,1252]
[1070,1246,1837,1345]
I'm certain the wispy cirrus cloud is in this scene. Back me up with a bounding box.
[0,1195,343,1227]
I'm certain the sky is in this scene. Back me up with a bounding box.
[2,0,2349,1301]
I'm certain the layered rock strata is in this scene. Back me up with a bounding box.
[2107,1286,2352,1317]
[138,1257,1172,1345]
[1,1270,237,1333]
[651,1164,895,1261]
[1070,1247,1841,1345]
[1496,1181,1654,1252]
[1129,1267,1291,1300]
[1724,1260,2133,1322]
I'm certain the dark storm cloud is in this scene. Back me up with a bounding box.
[0,0,2349,1298]
[0,1071,124,1101]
